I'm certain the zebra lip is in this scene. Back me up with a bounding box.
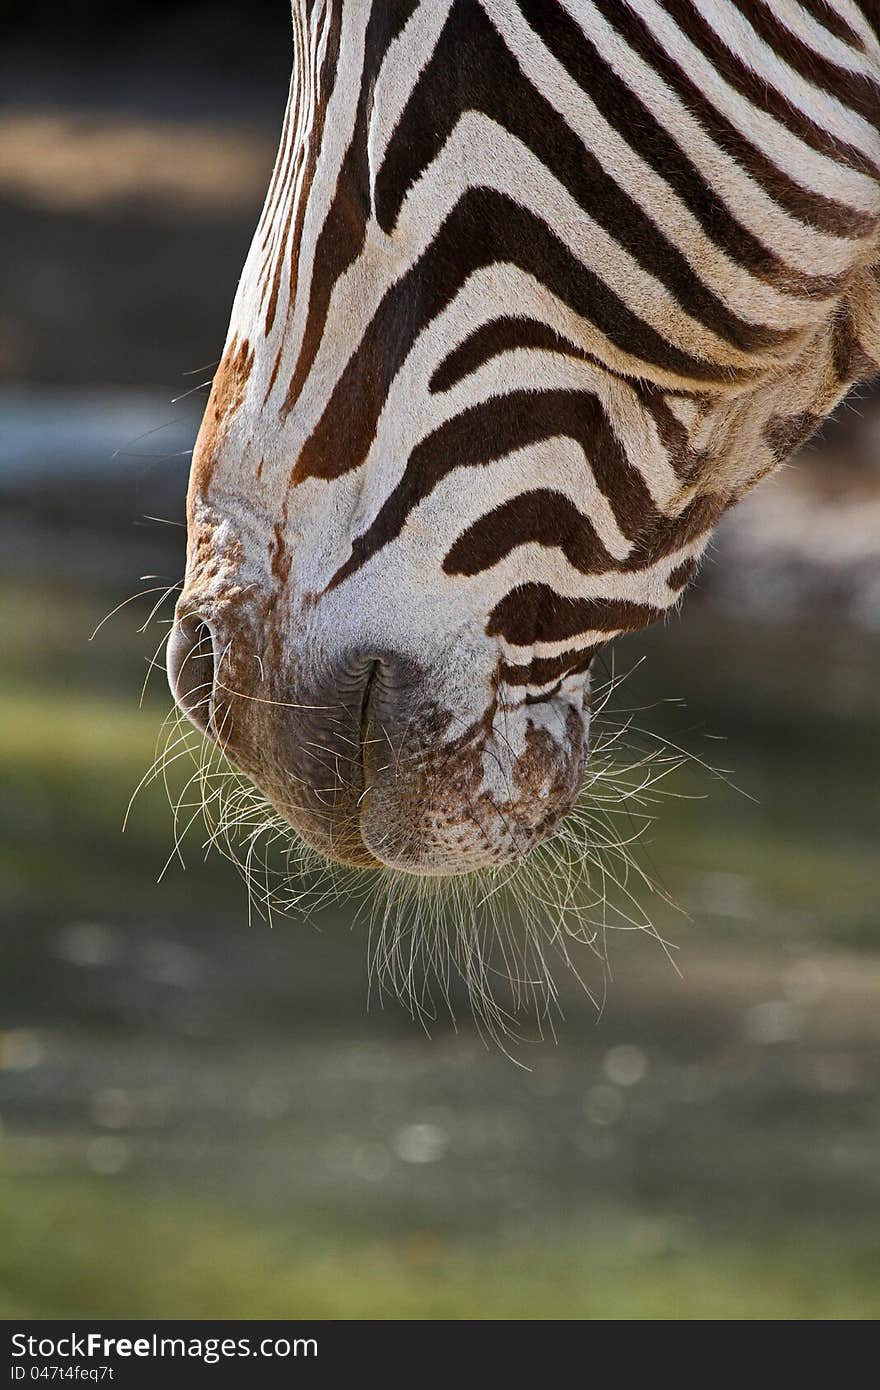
[305,658,383,868]
[357,661,380,783]
[221,657,383,870]
[334,661,381,865]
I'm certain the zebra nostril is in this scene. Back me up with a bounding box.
[166,614,217,733]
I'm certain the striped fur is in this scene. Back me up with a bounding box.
[170,0,880,875]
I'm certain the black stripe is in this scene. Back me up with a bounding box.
[429,317,591,393]
[322,389,655,592]
[274,1,419,408]
[487,584,664,645]
[443,488,617,576]
[375,0,795,351]
[500,647,598,688]
[728,0,880,128]
[659,0,880,172]
[795,0,867,50]
[443,481,728,581]
[430,315,711,482]
[293,186,744,482]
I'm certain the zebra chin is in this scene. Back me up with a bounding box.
[167,624,591,876]
[355,664,591,876]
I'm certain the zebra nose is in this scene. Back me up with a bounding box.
[166,613,217,733]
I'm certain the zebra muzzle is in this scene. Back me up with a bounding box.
[168,626,590,876]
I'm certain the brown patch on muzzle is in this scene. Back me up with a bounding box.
[358,663,588,875]
[188,334,255,503]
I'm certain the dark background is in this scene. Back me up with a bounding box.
[1,3,879,1318]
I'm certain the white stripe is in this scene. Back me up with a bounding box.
[579,0,879,214]
[299,107,766,443]
[253,6,372,403]
[411,436,635,562]
[481,0,836,332]
[368,0,455,178]
[772,0,878,72]
[834,0,880,60]
[691,0,880,155]
[448,541,705,614]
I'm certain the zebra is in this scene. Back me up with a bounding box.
[166,2,879,930]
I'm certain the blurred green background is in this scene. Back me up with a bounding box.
[1,3,879,1320]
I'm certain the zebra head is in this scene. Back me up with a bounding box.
[168,1,880,877]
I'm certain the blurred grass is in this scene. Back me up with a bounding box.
[0,681,215,914]
[0,581,233,913]
[1,1175,877,1319]
[2,576,879,1320]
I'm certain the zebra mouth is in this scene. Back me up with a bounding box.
[353,665,590,876]
[168,615,589,875]
[263,668,588,877]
